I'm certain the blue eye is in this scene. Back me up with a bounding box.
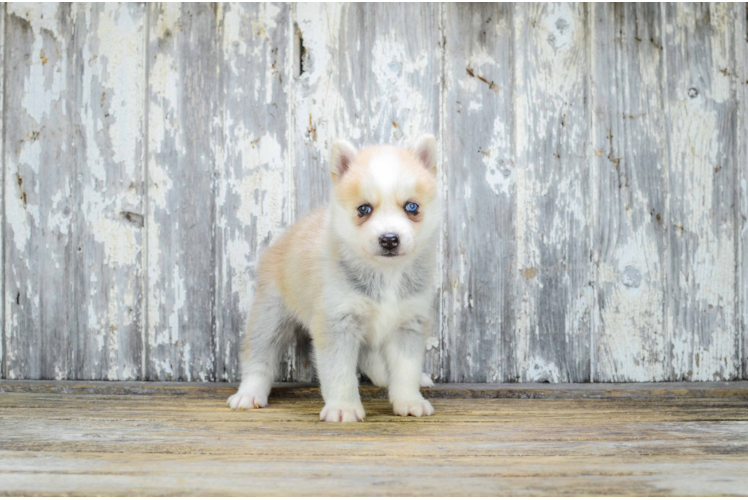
[358,204,373,217]
[404,202,419,214]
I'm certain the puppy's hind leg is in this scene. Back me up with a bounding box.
[228,288,294,410]
[358,345,389,388]
[420,372,434,388]
[359,342,433,388]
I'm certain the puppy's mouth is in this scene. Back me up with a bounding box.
[380,249,401,258]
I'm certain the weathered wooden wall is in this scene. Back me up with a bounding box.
[2,3,747,383]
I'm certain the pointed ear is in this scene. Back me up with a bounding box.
[329,139,357,183]
[412,134,437,175]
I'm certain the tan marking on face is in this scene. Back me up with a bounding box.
[404,203,424,224]
[335,145,437,220]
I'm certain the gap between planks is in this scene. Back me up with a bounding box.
[1,380,747,400]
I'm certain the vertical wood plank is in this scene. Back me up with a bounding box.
[4,4,145,380]
[0,3,5,379]
[739,3,748,380]
[4,4,78,379]
[214,3,291,383]
[664,3,740,381]
[513,3,592,382]
[590,4,669,381]
[289,3,343,383]
[146,3,217,381]
[292,3,441,380]
[74,3,145,380]
[291,3,341,219]
[441,4,516,382]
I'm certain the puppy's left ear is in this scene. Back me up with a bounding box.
[412,134,437,175]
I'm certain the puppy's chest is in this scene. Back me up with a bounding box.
[336,258,432,304]
[330,259,433,343]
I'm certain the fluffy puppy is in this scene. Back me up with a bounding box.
[228,134,441,422]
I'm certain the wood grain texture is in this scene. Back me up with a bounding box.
[1,386,747,495]
[214,3,292,383]
[292,3,441,380]
[4,4,79,379]
[591,4,669,381]
[4,379,748,400]
[146,3,218,381]
[740,3,748,381]
[2,3,748,383]
[441,4,516,382]
[4,4,145,381]
[664,3,740,381]
[74,4,145,380]
[513,3,592,382]
[0,4,5,379]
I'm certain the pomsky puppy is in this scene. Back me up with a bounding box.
[227,134,441,422]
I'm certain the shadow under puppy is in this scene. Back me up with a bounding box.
[228,134,441,422]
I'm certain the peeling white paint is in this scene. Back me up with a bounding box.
[483,116,513,196]
[3,29,10,352]
[372,36,430,142]
[664,3,739,381]
[524,356,561,383]
[234,133,286,240]
[514,4,591,382]
[92,216,139,267]
[3,3,744,384]
[94,5,144,171]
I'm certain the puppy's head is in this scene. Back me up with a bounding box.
[329,134,440,265]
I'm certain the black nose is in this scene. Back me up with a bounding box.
[379,233,399,250]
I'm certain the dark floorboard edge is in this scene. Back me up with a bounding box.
[1,380,748,399]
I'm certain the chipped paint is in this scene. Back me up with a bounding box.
[213,3,293,382]
[737,3,748,380]
[664,3,740,381]
[483,116,513,196]
[0,2,3,379]
[591,3,669,383]
[2,3,746,384]
[5,3,79,379]
[514,3,592,382]
[146,3,216,381]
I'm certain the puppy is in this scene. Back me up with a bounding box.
[227,134,441,422]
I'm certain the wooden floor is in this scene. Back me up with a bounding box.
[1,382,748,496]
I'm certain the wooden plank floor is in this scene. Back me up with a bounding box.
[1,382,748,496]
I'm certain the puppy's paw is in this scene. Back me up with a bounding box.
[320,402,366,422]
[392,397,434,417]
[227,389,269,410]
[420,372,434,388]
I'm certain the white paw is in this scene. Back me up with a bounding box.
[227,388,269,410]
[420,372,434,388]
[392,397,434,417]
[320,402,366,422]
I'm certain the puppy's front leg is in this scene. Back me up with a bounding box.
[314,313,366,422]
[385,316,434,417]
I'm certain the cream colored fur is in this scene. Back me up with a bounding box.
[228,134,440,422]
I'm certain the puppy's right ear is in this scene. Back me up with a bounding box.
[412,133,437,175]
[329,139,357,183]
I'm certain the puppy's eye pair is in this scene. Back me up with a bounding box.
[404,202,419,214]
[357,204,373,217]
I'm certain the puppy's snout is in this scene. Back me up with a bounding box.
[379,233,399,250]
